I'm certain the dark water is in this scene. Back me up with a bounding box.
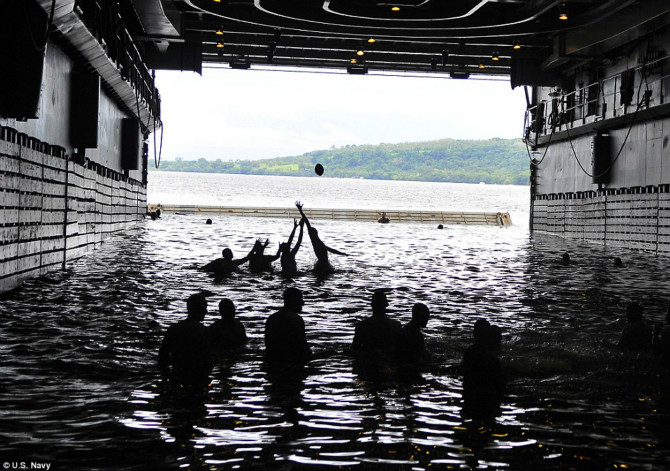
[1,214,670,470]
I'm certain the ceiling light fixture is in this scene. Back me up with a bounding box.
[513,41,521,50]
[230,55,250,69]
[357,49,365,56]
[215,27,223,36]
[558,3,568,20]
[391,6,400,12]
[368,37,376,44]
[478,63,485,69]
[347,64,368,74]
[450,71,470,79]
[492,52,499,61]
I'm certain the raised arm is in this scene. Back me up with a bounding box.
[269,243,282,262]
[291,220,304,256]
[295,201,312,230]
[234,241,258,267]
[326,244,348,256]
[286,219,299,247]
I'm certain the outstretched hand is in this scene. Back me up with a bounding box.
[293,218,299,228]
[295,201,303,211]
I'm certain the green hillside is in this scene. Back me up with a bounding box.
[150,138,530,185]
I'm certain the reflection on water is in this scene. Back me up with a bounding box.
[2,207,670,468]
[148,172,531,225]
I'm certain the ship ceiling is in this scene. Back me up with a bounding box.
[126,0,670,81]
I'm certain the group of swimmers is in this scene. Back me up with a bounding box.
[202,201,348,277]
[559,251,670,356]
[157,285,511,418]
[157,289,434,375]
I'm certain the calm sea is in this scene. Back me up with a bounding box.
[1,172,669,470]
[147,172,531,225]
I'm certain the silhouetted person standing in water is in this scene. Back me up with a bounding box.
[352,290,402,357]
[618,302,653,352]
[295,201,348,274]
[249,238,281,273]
[462,319,505,419]
[279,219,304,277]
[202,246,253,276]
[209,298,248,352]
[158,293,213,385]
[399,302,431,360]
[265,287,311,362]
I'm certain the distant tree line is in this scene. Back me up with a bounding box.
[149,138,531,185]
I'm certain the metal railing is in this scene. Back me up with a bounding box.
[524,53,670,142]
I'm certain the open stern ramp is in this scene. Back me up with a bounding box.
[148,205,512,226]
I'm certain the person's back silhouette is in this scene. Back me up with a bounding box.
[279,219,305,277]
[352,290,402,356]
[462,319,505,419]
[158,293,213,385]
[209,298,248,351]
[265,287,311,361]
[399,302,430,360]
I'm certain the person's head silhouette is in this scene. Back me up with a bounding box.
[219,298,236,320]
[283,287,304,312]
[411,303,430,328]
[371,290,388,316]
[186,293,207,322]
[222,248,233,260]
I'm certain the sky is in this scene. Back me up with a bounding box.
[152,66,528,162]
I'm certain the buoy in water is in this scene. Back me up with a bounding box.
[315,163,324,176]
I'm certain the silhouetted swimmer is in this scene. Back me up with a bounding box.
[265,287,311,361]
[202,246,253,276]
[399,302,430,360]
[209,298,248,352]
[618,302,653,352]
[352,290,402,357]
[377,212,390,223]
[295,201,348,274]
[279,219,305,277]
[206,218,213,225]
[158,293,213,385]
[462,319,505,420]
[561,252,570,266]
[148,208,161,220]
[437,224,444,230]
[613,256,623,267]
[249,238,281,273]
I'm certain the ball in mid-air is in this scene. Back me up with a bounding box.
[315,163,324,176]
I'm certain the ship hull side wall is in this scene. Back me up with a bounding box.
[0,35,148,293]
[529,27,670,255]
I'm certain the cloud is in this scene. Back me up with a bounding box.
[153,69,526,161]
